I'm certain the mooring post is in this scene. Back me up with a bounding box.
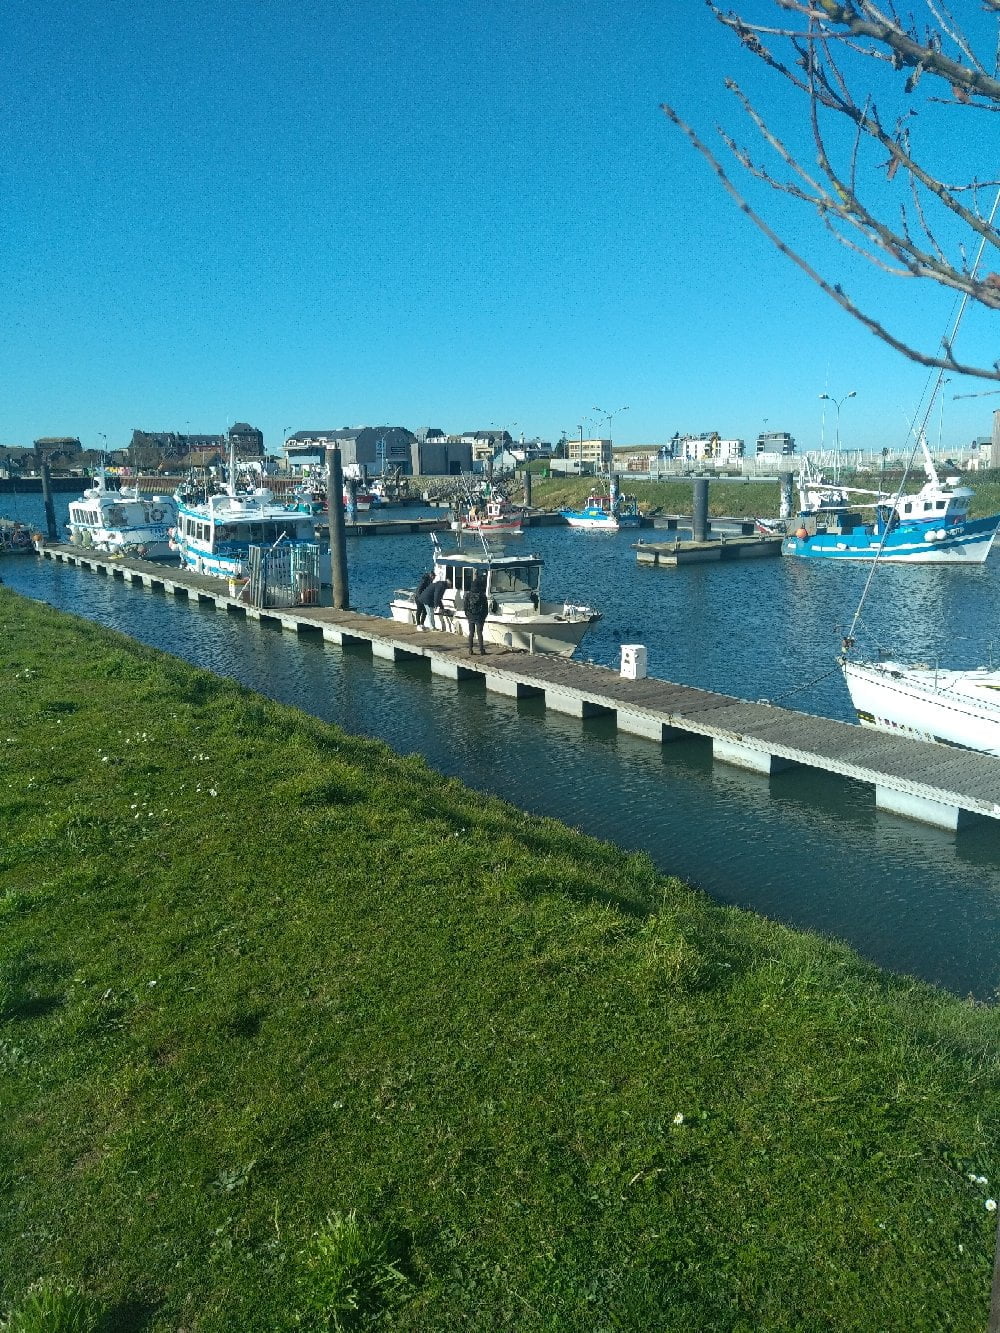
[326,446,350,610]
[346,476,358,525]
[691,477,709,543]
[779,471,794,520]
[523,468,532,508]
[39,459,57,540]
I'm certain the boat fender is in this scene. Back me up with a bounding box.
[149,507,165,522]
[795,527,808,540]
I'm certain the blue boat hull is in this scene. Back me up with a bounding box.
[782,513,1000,563]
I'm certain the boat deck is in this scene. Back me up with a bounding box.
[30,541,1000,830]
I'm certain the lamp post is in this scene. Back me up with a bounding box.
[593,405,628,474]
[818,391,856,483]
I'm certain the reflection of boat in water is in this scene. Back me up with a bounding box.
[451,496,524,536]
[389,537,600,657]
[842,658,1000,755]
[67,472,178,559]
[782,437,1000,563]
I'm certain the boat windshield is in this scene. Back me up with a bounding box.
[490,565,539,594]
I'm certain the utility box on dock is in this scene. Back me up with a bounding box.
[621,644,647,680]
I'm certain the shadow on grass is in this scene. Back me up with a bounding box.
[2,993,64,1022]
[97,1295,161,1332]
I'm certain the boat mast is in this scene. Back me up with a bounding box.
[844,186,1000,653]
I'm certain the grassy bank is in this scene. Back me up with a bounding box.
[530,471,1000,521]
[2,589,999,1330]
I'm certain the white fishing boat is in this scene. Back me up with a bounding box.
[842,658,1000,755]
[389,537,600,657]
[170,450,329,583]
[66,472,178,559]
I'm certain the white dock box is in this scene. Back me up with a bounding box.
[620,644,647,680]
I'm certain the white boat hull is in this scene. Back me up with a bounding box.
[563,514,619,531]
[389,597,596,656]
[70,526,176,559]
[842,658,1000,756]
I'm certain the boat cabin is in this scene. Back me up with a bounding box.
[433,551,542,608]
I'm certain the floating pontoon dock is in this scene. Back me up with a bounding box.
[31,542,1000,831]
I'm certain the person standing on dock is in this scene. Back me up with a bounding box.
[463,572,489,654]
[413,571,433,627]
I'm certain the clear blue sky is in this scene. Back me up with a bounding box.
[2,0,997,456]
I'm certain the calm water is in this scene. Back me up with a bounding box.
[4,490,1000,998]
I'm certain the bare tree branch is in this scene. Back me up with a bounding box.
[660,100,1000,379]
[670,0,1000,377]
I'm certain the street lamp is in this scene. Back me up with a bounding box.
[818,391,856,482]
[594,405,628,472]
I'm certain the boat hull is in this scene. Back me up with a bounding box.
[782,513,999,562]
[842,659,1000,755]
[389,597,596,656]
[562,512,620,531]
[452,520,524,536]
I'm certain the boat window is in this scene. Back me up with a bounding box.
[902,503,912,514]
[490,566,539,593]
[935,500,946,510]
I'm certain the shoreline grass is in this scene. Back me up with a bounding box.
[2,589,999,1330]
[530,471,1000,521]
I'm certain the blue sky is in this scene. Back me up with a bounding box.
[2,0,997,456]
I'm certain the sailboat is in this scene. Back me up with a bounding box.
[841,657,1000,755]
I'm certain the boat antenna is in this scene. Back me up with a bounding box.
[844,185,1000,652]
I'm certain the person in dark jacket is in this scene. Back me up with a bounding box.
[418,577,449,631]
[463,572,489,654]
[413,571,433,626]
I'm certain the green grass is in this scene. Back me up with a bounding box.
[2,590,999,1330]
[531,472,1000,520]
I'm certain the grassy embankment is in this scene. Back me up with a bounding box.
[2,589,1000,1331]
[529,471,1000,521]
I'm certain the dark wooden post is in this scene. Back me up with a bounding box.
[325,446,349,610]
[523,469,532,508]
[38,452,57,540]
[691,477,709,543]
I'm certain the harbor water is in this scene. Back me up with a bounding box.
[4,490,1000,998]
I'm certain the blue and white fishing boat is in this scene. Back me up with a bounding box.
[782,437,999,563]
[170,451,329,583]
[561,476,641,531]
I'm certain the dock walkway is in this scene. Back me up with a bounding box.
[33,541,1000,831]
